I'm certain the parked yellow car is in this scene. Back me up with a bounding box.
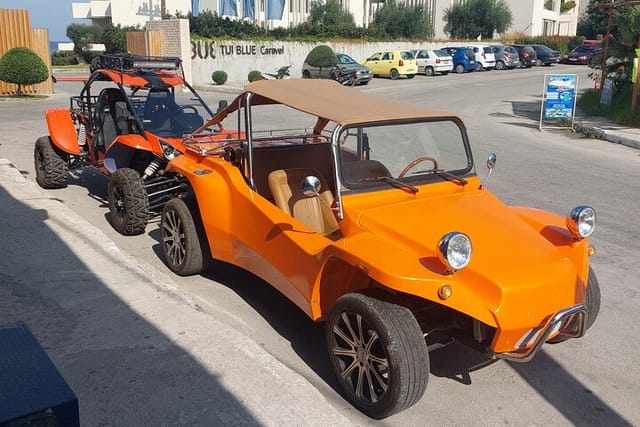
[361,50,417,79]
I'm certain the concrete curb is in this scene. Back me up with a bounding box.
[574,121,640,150]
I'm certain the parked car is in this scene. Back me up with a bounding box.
[510,44,537,68]
[441,46,476,73]
[34,54,233,235]
[491,45,520,70]
[302,52,373,85]
[469,45,496,71]
[411,49,453,76]
[563,44,601,65]
[531,44,561,66]
[361,50,417,79]
[160,78,600,419]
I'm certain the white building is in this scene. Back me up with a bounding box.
[72,0,581,38]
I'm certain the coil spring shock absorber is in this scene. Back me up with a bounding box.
[143,159,161,179]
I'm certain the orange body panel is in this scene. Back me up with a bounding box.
[169,150,591,356]
[45,109,81,155]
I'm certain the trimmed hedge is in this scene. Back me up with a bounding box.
[248,70,262,82]
[211,70,228,85]
[512,35,585,56]
[0,47,49,94]
[304,45,337,68]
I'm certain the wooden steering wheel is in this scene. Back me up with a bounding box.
[398,156,439,178]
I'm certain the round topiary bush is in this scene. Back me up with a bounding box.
[0,47,49,95]
[304,45,337,68]
[211,70,228,85]
[248,70,262,82]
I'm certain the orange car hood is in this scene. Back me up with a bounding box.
[352,189,573,287]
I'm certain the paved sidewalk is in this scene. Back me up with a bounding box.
[0,158,352,426]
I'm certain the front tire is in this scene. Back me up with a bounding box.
[390,69,400,80]
[326,293,429,419]
[160,198,210,276]
[107,168,149,235]
[34,136,68,189]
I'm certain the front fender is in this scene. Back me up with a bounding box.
[45,109,80,155]
[310,235,501,326]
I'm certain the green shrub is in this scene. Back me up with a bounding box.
[513,35,584,56]
[248,70,262,82]
[0,47,49,95]
[211,70,228,85]
[51,51,79,66]
[304,45,337,68]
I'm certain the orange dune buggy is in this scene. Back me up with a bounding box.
[160,79,600,418]
[34,54,231,235]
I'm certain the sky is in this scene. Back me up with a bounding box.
[0,0,88,41]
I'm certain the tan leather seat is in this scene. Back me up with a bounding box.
[268,168,340,237]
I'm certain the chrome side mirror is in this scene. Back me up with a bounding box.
[301,175,321,197]
[482,153,497,189]
[486,153,496,174]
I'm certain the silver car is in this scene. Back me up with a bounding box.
[491,45,521,70]
[302,53,373,85]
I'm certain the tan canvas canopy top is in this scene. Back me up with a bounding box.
[199,79,457,131]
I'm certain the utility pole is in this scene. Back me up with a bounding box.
[161,0,166,18]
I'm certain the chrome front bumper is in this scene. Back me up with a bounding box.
[494,304,586,363]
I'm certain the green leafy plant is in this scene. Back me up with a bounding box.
[304,45,337,68]
[560,0,576,13]
[211,70,228,85]
[0,47,49,95]
[248,70,262,82]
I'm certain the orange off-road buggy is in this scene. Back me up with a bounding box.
[35,54,230,235]
[158,79,600,418]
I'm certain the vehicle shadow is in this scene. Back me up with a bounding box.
[509,100,541,121]
[148,233,504,394]
[0,183,259,425]
[509,351,633,426]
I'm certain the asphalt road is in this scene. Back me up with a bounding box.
[1,64,639,426]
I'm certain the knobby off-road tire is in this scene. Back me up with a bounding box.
[34,136,68,189]
[326,293,429,419]
[107,168,149,236]
[548,266,601,344]
[160,198,210,276]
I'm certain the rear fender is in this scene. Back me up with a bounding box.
[104,135,156,173]
[45,109,81,155]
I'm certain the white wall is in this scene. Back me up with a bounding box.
[191,40,454,84]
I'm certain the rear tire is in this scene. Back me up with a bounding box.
[390,69,400,80]
[455,64,465,74]
[160,197,210,276]
[495,60,505,70]
[326,293,429,419]
[535,59,543,66]
[108,168,149,236]
[425,67,435,76]
[476,62,484,72]
[34,136,68,189]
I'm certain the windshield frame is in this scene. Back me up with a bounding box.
[331,117,475,216]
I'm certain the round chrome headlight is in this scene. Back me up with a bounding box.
[567,206,596,238]
[438,232,472,271]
